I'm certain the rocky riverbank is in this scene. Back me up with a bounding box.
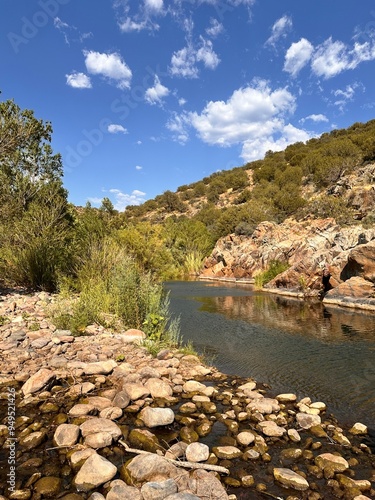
[201,218,375,310]
[0,291,374,500]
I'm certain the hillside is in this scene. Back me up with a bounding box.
[122,120,375,252]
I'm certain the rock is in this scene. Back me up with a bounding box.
[164,494,200,500]
[80,418,122,440]
[86,396,112,410]
[141,479,178,499]
[83,360,117,375]
[139,407,175,428]
[273,468,309,491]
[296,412,321,429]
[324,276,375,306]
[74,454,117,491]
[212,446,242,459]
[53,424,80,447]
[129,429,161,453]
[349,422,368,435]
[236,431,255,446]
[144,378,173,398]
[22,369,55,395]
[33,476,62,497]
[99,406,123,420]
[30,337,50,349]
[243,449,260,460]
[112,391,131,409]
[107,482,142,500]
[120,329,146,342]
[70,449,97,468]
[287,429,301,442]
[164,442,188,460]
[188,469,229,499]
[69,404,96,417]
[19,431,47,450]
[258,421,286,437]
[238,381,256,392]
[123,382,150,400]
[123,454,178,485]
[247,398,280,415]
[185,442,210,462]
[182,380,207,393]
[315,453,349,473]
[84,431,113,448]
[276,393,297,402]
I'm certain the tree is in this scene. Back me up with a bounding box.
[100,197,116,215]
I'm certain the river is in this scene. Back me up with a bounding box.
[166,280,375,428]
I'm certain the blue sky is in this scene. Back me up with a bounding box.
[2,0,375,209]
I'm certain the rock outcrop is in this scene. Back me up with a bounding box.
[201,218,375,308]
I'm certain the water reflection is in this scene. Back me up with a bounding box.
[166,281,375,426]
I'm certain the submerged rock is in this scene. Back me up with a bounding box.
[273,467,309,491]
[74,454,117,491]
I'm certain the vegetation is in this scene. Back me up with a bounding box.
[254,260,290,288]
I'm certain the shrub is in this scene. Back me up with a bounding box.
[254,260,290,288]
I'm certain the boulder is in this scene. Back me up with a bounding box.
[83,360,117,375]
[315,453,349,472]
[141,479,178,499]
[74,454,117,491]
[80,418,121,440]
[144,378,173,398]
[185,442,210,463]
[53,424,80,447]
[22,368,55,395]
[247,398,280,415]
[139,407,175,428]
[123,454,178,485]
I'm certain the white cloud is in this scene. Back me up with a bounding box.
[168,80,313,161]
[332,82,364,111]
[87,197,102,206]
[206,18,223,38]
[145,75,170,105]
[178,97,187,106]
[196,38,220,69]
[135,165,143,170]
[145,0,163,11]
[170,46,199,78]
[311,37,375,79]
[266,15,292,46]
[300,114,329,124]
[108,124,128,134]
[66,72,92,89]
[119,18,148,32]
[283,38,314,77]
[170,38,220,78]
[109,188,146,210]
[54,17,69,30]
[83,50,132,89]
[136,140,142,145]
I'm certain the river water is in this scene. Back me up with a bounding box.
[166,280,375,428]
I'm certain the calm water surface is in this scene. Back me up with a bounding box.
[166,280,375,427]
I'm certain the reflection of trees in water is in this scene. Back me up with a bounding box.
[198,292,375,343]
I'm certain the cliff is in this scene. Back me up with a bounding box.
[201,218,375,310]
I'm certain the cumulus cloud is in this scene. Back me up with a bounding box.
[178,97,187,106]
[66,72,92,89]
[283,38,314,77]
[83,50,132,89]
[135,165,143,170]
[145,75,170,105]
[145,0,163,11]
[170,38,220,78]
[116,0,163,32]
[265,15,292,46]
[167,80,312,161]
[108,124,128,134]
[300,114,329,124]
[109,188,146,210]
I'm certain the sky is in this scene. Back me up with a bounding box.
[2,0,375,210]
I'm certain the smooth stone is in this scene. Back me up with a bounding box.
[185,442,210,462]
[212,446,242,459]
[33,476,62,497]
[315,453,349,472]
[99,406,123,420]
[120,328,146,342]
[160,494,200,500]
[70,449,97,468]
[273,468,309,491]
[70,382,96,395]
[144,378,173,398]
[243,449,260,460]
[258,421,286,437]
[19,431,46,450]
[139,407,175,428]
[123,382,150,400]
[129,429,161,453]
[84,431,113,448]
[106,482,142,500]
[83,360,117,375]
[54,424,80,447]
[80,418,122,439]
[86,396,112,410]
[112,391,131,409]
[74,454,117,491]
[247,398,280,415]
[141,478,178,499]
[69,404,96,417]
[22,369,55,395]
[124,454,178,484]
[182,380,207,393]
[276,393,297,403]
[287,429,301,442]
[349,422,368,435]
[164,442,188,460]
[236,431,255,446]
[238,381,256,391]
[296,412,321,429]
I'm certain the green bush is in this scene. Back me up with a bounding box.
[254,260,290,288]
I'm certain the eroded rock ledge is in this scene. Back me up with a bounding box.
[201,218,375,310]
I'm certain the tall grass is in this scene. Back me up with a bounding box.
[254,260,290,288]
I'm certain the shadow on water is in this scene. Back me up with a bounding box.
[166,280,375,427]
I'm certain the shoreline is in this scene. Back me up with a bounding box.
[0,290,374,499]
